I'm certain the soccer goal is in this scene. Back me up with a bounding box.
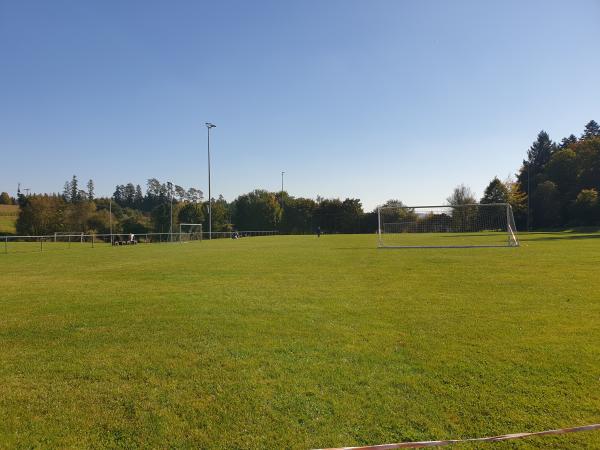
[179,223,203,243]
[377,203,519,248]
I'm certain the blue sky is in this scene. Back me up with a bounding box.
[1,0,599,210]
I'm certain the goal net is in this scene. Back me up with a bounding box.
[377,203,519,248]
[179,223,203,242]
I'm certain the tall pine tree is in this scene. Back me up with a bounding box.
[527,131,556,170]
[70,175,79,202]
[480,177,509,203]
[560,134,578,148]
[87,179,95,201]
[62,181,71,202]
[581,120,600,140]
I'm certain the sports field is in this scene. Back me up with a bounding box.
[0,205,18,235]
[1,233,599,448]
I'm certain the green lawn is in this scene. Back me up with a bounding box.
[0,234,599,448]
[0,205,18,235]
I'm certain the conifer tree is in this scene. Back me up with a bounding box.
[582,120,600,140]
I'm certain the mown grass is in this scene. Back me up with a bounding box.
[0,233,599,449]
[0,205,18,235]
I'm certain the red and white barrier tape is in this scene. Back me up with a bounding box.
[315,423,600,449]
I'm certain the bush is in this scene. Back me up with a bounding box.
[0,192,11,205]
[572,189,599,225]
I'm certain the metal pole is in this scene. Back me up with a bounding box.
[109,199,113,245]
[506,204,510,246]
[170,185,173,242]
[377,207,382,247]
[527,155,531,232]
[281,171,284,209]
[208,126,212,240]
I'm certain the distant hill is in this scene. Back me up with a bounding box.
[0,205,19,235]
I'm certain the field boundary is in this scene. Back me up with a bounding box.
[316,423,600,449]
[0,230,279,254]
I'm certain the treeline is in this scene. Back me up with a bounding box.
[5,119,600,235]
[14,177,210,236]
[13,178,378,235]
[517,120,600,228]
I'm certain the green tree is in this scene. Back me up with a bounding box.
[151,203,171,233]
[64,200,96,231]
[545,149,578,195]
[186,188,203,203]
[86,179,95,200]
[0,192,11,205]
[209,195,231,231]
[232,190,280,231]
[572,189,598,225]
[528,131,556,169]
[62,181,71,202]
[16,195,66,235]
[280,197,316,233]
[505,178,527,229]
[533,181,561,227]
[560,134,578,148]
[480,177,509,204]
[70,175,80,202]
[447,184,476,205]
[144,178,167,211]
[313,198,344,232]
[378,200,418,229]
[517,131,557,198]
[573,137,600,192]
[339,198,364,233]
[113,185,124,205]
[134,185,144,208]
[123,183,136,207]
[480,178,509,228]
[515,131,559,228]
[178,202,204,225]
[86,209,112,234]
[174,185,186,201]
[121,209,152,234]
[581,120,600,140]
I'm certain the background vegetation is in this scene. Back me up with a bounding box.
[2,120,599,236]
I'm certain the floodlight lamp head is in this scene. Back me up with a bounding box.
[205,122,216,129]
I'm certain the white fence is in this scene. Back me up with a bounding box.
[0,230,279,254]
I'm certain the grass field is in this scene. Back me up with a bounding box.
[0,204,18,235]
[1,233,599,448]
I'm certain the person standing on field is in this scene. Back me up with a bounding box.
[316,226,321,238]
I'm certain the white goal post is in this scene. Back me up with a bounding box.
[178,223,203,242]
[377,203,519,248]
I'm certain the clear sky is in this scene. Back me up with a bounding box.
[1,0,599,210]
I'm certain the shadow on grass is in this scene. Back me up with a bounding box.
[519,233,600,242]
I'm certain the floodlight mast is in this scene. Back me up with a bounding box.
[168,181,173,241]
[281,171,285,209]
[206,123,216,240]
